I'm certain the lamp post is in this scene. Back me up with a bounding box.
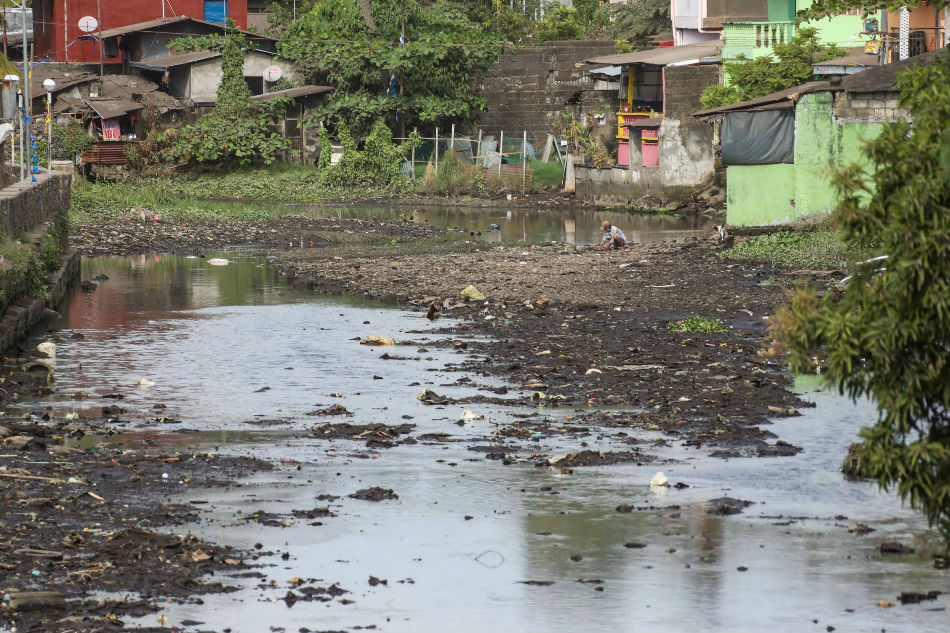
[43,78,55,169]
[3,74,18,176]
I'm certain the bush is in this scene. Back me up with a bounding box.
[316,121,419,190]
[421,150,485,196]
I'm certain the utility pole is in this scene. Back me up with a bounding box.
[21,0,28,182]
[97,0,104,80]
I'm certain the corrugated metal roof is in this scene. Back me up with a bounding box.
[251,85,334,101]
[86,97,144,119]
[693,81,836,117]
[814,49,882,68]
[840,47,945,93]
[130,51,222,71]
[586,41,721,66]
[94,15,276,41]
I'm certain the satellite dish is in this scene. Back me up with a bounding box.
[263,66,283,83]
[78,16,99,33]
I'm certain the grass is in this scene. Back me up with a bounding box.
[719,231,877,270]
[667,314,729,334]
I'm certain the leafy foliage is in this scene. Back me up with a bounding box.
[667,314,729,333]
[161,32,291,165]
[317,120,420,190]
[700,28,844,109]
[797,0,948,22]
[278,0,501,135]
[554,108,611,167]
[533,5,586,42]
[769,53,950,542]
[588,0,670,48]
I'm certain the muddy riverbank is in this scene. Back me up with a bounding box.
[275,237,834,456]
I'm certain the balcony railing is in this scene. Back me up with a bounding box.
[722,21,796,52]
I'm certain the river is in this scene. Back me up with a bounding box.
[20,243,948,632]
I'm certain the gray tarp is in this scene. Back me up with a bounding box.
[721,109,794,165]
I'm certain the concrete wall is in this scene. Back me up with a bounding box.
[188,51,295,102]
[726,90,892,225]
[473,40,619,149]
[0,168,72,238]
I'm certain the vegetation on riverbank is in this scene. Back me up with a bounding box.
[0,214,68,311]
[720,230,875,270]
[72,156,566,225]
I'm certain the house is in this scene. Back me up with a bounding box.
[576,41,721,202]
[131,48,294,105]
[671,0,769,45]
[718,0,945,68]
[33,1,250,63]
[694,48,944,226]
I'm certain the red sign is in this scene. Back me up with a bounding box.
[102,118,120,141]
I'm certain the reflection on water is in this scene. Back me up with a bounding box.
[302,205,716,245]
[198,199,715,245]
[22,255,950,633]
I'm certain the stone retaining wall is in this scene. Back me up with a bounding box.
[0,165,76,353]
[473,40,620,149]
[0,167,72,237]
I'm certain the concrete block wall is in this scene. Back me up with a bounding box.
[833,90,909,123]
[0,168,72,238]
[473,40,620,149]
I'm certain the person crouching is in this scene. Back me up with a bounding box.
[598,221,626,250]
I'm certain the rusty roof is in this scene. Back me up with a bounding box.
[587,41,721,66]
[130,50,222,71]
[251,85,334,101]
[93,15,276,41]
[693,81,836,117]
[839,47,946,93]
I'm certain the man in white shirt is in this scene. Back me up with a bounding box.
[598,221,627,250]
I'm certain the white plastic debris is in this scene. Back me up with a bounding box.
[137,378,155,387]
[585,368,602,375]
[649,471,669,487]
[460,410,484,422]
[207,258,229,266]
[36,342,56,358]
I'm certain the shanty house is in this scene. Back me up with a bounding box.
[251,86,334,162]
[577,41,721,202]
[694,49,944,226]
[131,49,295,105]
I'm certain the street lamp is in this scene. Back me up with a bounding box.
[4,74,21,180]
[43,78,56,170]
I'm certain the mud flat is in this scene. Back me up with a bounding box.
[276,238,830,456]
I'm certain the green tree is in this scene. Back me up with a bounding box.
[770,53,950,542]
[797,0,948,22]
[588,0,670,49]
[161,31,291,165]
[278,0,501,136]
[700,28,844,109]
[533,5,586,42]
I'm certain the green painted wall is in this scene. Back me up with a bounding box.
[726,164,796,225]
[796,0,864,48]
[794,92,838,217]
[726,93,887,226]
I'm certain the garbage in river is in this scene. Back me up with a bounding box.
[207,258,230,266]
[137,378,155,387]
[361,336,395,346]
[649,472,669,487]
[36,342,56,358]
[460,285,485,300]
